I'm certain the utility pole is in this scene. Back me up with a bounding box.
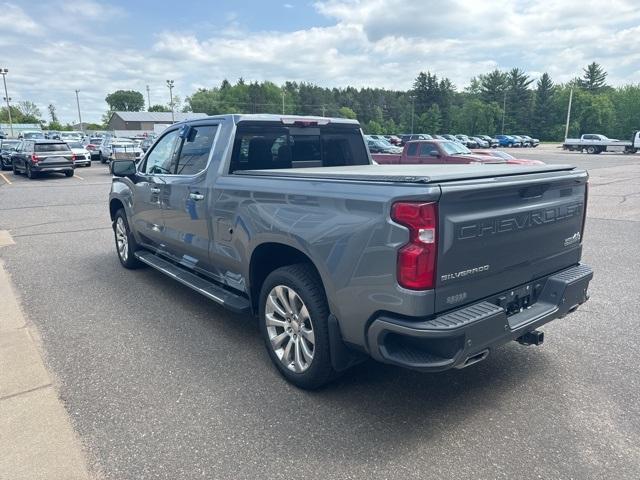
[564,87,574,141]
[282,90,285,115]
[146,84,151,111]
[1,68,13,137]
[321,104,326,117]
[410,95,415,134]
[166,80,175,123]
[74,89,83,132]
[501,90,507,134]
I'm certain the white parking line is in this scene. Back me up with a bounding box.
[74,174,84,180]
[0,173,12,185]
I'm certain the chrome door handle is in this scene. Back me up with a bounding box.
[189,193,205,201]
[150,187,161,193]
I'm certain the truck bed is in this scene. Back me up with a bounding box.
[236,163,578,184]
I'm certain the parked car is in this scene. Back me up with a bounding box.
[372,139,507,165]
[66,141,92,167]
[140,137,154,153]
[518,135,539,147]
[366,138,402,154]
[471,149,546,165]
[383,135,402,145]
[11,139,75,178]
[495,135,522,147]
[477,135,499,148]
[455,135,479,148]
[20,131,45,140]
[83,137,103,159]
[108,114,592,389]
[101,139,144,163]
[0,130,6,139]
[399,134,432,145]
[441,134,462,143]
[470,136,490,148]
[59,132,83,143]
[0,139,21,170]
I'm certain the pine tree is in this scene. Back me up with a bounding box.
[532,73,555,140]
[579,62,608,92]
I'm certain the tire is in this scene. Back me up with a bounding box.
[100,153,106,164]
[65,169,74,177]
[12,162,20,175]
[26,164,36,179]
[113,209,143,269]
[586,146,597,154]
[86,160,91,167]
[259,264,336,389]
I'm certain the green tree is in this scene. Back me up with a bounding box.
[48,104,58,123]
[532,73,556,140]
[337,106,357,119]
[148,104,171,112]
[105,90,145,111]
[17,100,41,123]
[579,62,608,92]
[479,69,508,105]
[416,104,442,133]
[365,120,383,134]
[505,68,534,132]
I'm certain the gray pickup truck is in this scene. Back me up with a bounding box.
[109,114,593,389]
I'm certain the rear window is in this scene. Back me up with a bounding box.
[230,125,368,172]
[34,143,70,152]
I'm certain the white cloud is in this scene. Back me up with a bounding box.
[0,2,41,36]
[1,0,639,123]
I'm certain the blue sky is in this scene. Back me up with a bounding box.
[1,0,639,123]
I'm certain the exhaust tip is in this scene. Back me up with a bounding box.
[517,330,544,346]
[455,349,489,369]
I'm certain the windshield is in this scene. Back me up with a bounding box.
[34,143,70,152]
[24,132,44,139]
[68,142,84,148]
[440,141,471,155]
[112,143,136,148]
[493,151,514,160]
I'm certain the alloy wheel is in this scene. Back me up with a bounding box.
[265,285,315,373]
[115,217,129,262]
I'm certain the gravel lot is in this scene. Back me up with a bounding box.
[1,146,639,479]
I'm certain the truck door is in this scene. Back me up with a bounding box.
[132,129,179,250]
[160,123,219,273]
[418,142,445,164]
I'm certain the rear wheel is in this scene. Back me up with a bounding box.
[26,164,36,179]
[586,146,597,154]
[65,169,74,177]
[113,209,143,269]
[259,264,336,389]
[12,163,20,175]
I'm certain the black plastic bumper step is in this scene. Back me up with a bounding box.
[135,251,251,314]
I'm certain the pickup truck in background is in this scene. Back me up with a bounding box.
[372,139,510,165]
[109,114,592,389]
[563,132,640,154]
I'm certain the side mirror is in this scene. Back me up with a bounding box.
[111,159,137,177]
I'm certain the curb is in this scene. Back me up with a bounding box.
[0,256,92,480]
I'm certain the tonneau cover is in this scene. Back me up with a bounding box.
[235,164,577,184]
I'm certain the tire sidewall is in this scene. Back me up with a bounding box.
[113,209,141,269]
[258,265,333,389]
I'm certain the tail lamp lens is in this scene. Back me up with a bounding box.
[391,202,438,290]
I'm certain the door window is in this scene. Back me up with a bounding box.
[142,130,179,174]
[418,142,439,157]
[174,125,217,175]
[406,143,418,156]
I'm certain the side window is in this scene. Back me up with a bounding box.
[142,130,178,175]
[406,143,418,156]
[419,143,438,157]
[175,125,218,175]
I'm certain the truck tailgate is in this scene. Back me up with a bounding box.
[435,169,588,313]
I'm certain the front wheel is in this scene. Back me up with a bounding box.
[113,209,143,269]
[65,169,74,177]
[259,264,336,389]
[586,146,597,154]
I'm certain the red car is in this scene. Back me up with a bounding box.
[372,140,506,165]
[471,149,545,165]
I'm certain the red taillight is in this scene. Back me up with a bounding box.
[31,154,39,163]
[391,202,438,290]
[71,153,76,161]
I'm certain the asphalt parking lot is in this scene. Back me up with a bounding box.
[1,146,639,479]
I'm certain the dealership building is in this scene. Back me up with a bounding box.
[106,111,208,136]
